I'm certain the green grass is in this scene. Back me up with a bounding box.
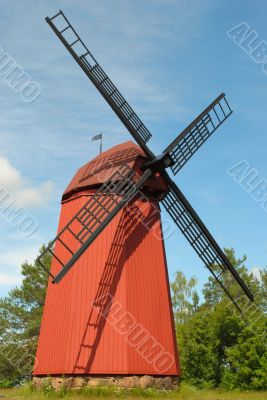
[0,383,266,400]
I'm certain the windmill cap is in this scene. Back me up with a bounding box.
[62,141,168,202]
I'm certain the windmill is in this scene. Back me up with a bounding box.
[33,10,254,387]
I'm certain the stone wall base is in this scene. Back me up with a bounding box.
[32,375,179,391]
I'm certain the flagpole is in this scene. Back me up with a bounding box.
[91,133,103,155]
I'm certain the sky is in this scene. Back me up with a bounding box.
[0,0,266,298]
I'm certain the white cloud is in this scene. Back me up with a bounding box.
[0,156,53,208]
[251,267,262,281]
[0,273,22,286]
[0,156,21,190]
[16,181,54,208]
[0,244,39,293]
[0,246,37,270]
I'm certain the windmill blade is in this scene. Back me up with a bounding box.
[37,164,152,284]
[161,176,254,312]
[45,10,154,159]
[164,94,232,175]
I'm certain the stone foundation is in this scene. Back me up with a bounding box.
[32,375,179,391]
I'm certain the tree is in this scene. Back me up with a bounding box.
[177,307,220,388]
[202,248,258,307]
[221,324,267,390]
[260,269,267,314]
[0,245,51,386]
[172,248,267,390]
[171,271,199,324]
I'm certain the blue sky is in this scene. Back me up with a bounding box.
[0,0,266,298]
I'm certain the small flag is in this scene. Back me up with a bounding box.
[91,132,103,154]
[91,133,102,141]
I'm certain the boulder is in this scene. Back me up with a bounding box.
[51,377,64,390]
[139,375,154,388]
[116,376,137,388]
[71,377,85,388]
[162,376,173,390]
[32,377,42,389]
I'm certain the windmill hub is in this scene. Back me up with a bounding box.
[141,152,175,173]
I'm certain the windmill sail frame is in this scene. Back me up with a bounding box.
[41,10,254,311]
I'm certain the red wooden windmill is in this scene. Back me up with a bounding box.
[33,10,254,385]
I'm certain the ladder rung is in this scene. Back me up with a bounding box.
[84,206,103,223]
[70,38,80,47]
[224,97,232,113]
[82,51,89,57]
[110,88,117,97]
[50,11,62,21]
[192,232,202,245]
[60,25,70,34]
[213,107,221,122]
[176,207,186,220]
[128,111,135,120]
[210,116,216,129]
[37,259,55,279]
[204,113,212,124]
[136,122,143,131]
[201,113,211,123]
[89,64,98,73]
[99,76,108,85]
[215,269,225,280]
[208,255,219,266]
[58,237,74,255]
[48,249,64,267]
[182,220,194,234]
[76,216,91,229]
[200,243,211,256]
[67,226,83,243]
[218,102,226,117]
[76,217,93,234]
[77,215,102,240]
[80,55,92,69]
[120,100,127,109]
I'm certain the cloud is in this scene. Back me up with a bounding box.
[16,181,54,208]
[0,156,21,190]
[0,273,21,286]
[251,267,262,281]
[0,244,38,271]
[0,243,39,294]
[0,156,53,208]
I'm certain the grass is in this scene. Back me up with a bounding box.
[0,383,266,400]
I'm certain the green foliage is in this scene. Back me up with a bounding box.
[172,249,267,390]
[221,325,267,390]
[176,308,219,388]
[0,245,51,386]
[0,378,16,388]
[171,271,199,324]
